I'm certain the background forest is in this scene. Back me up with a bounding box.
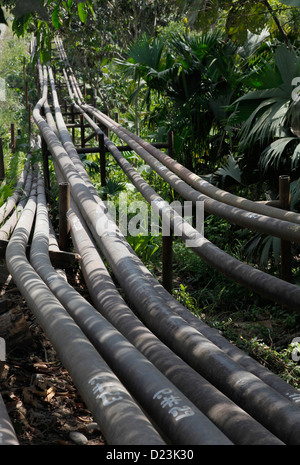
[0,0,300,387]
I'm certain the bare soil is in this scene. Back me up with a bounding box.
[0,262,106,446]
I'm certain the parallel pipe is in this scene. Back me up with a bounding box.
[0,155,31,226]
[93,109,300,225]
[58,55,300,404]
[0,163,34,241]
[55,39,300,239]
[70,94,300,313]
[67,205,284,445]
[30,172,233,446]
[82,105,300,244]
[44,64,300,444]
[6,170,165,446]
[54,35,299,229]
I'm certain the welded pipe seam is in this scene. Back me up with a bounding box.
[45,64,300,444]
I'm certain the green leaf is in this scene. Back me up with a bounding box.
[260,137,296,170]
[78,3,88,23]
[86,0,95,19]
[52,5,60,29]
[237,28,270,59]
[213,154,242,186]
[39,48,51,64]
[12,0,48,21]
[12,14,32,37]
[274,45,299,86]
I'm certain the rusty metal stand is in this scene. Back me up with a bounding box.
[59,182,70,251]
[279,175,292,282]
[0,139,5,183]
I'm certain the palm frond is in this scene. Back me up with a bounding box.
[213,154,242,186]
[260,137,296,170]
[244,233,281,269]
[237,28,270,59]
[128,34,164,71]
[290,178,300,210]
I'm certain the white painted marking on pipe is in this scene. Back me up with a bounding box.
[88,376,124,406]
[153,388,195,421]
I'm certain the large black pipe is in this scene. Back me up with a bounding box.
[93,109,300,225]
[17,68,169,446]
[82,107,300,244]
[55,37,300,405]
[45,63,300,444]
[30,171,232,446]
[70,92,300,313]
[67,204,284,445]
[6,172,166,446]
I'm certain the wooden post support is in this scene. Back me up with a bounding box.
[64,100,67,122]
[99,133,106,188]
[71,104,75,142]
[162,130,175,293]
[103,110,110,138]
[0,139,5,182]
[23,57,26,83]
[41,137,50,197]
[162,233,173,293]
[80,114,85,148]
[168,130,174,158]
[279,175,292,282]
[25,80,28,111]
[28,103,31,138]
[10,124,15,154]
[23,57,28,110]
[57,80,62,103]
[59,182,70,251]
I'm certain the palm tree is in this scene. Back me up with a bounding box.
[117,30,243,171]
[233,44,300,174]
